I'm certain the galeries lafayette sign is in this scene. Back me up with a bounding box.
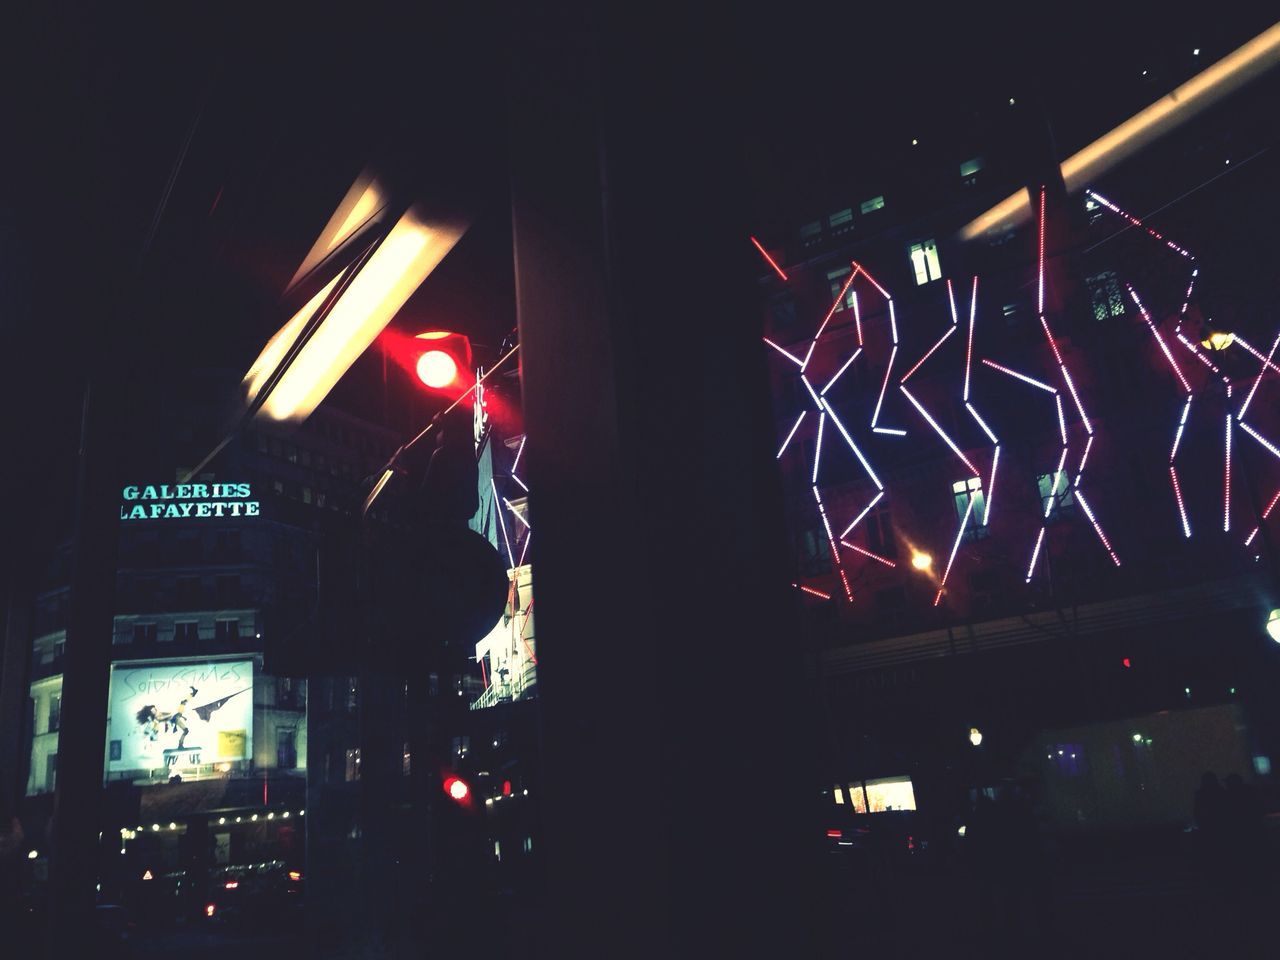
[119,483,260,520]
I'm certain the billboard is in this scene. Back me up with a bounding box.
[107,659,254,776]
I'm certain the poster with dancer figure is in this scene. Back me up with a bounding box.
[106,659,253,776]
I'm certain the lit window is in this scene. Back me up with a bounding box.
[860,195,885,214]
[952,477,989,540]
[827,208,854,236]
[1085,195,1104,224]
[848,776,917,813]
[909,240,943,285]
[794,528,831,576]
[1085,270,1126,320]
[825,267,856,311]
[1037,471,1075,518]
[799,221,823,247]
[833,787,846,805]
[959,157,984,181]
[1002,302,1020,327]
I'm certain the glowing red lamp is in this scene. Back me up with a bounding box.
[414,331,472,391]
[443,775,471,803]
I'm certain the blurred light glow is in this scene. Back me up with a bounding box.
[416,349,458,388]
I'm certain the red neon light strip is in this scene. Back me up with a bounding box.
[1086,191,1196,260]
[964,277,977,400]
[805,268,862,369]
[1037,187,1046,315]
[1074,488,1121,566]
[840,540,898,568]
[821,399,883,489]
[1127,286,1190,393]
[849,260,891,301]
[1025,526,1046,582]
[981,358,1057,393]
[479,653,488,689]
[900,384,981,476]
[821,348,861,395]
[934,497,974,606]
[900,324,956,384]
[750,236,789,281]
[1264,487,1280,519]
[965,403,999,444]
[793,582,832,600]
[872,345,897,428]
[840,490,885,538]
[1040,316,1065,366]
[985,446,1000,525]
[763,337,804,366]
[777,411,807,459]
[1224,414,1232,532]
[1170,464,1191,538]
[1239,331,1280,421]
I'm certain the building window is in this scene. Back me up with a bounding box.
[848,776,917,813]
[795,528,831,576]
[272,479,285,495]
[301,486,313,505]
[277,728,298,770]
[909,240,943,285]
[799,220,823,248]
[47,695,61,733]
[1047,744,1085,776]
[1085,270,1126,320]
[1085,195,1104,225]
[132,622,157,644]
[174,621,200,643]
[827,207,854,236]
[825,266,856,311]
[953,477,990,540]
[959,157,984,185]
[1038,471,1076,518]
[866,501,896,557]
[860,195,885,214]
[345,748,361,781]
[215,619,240,642]
[45,754,58,795]
[109,740,122,762]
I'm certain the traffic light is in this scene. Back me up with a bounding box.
[443,775,472,807]
[413,331,472,392]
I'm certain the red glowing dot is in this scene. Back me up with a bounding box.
[1123,658,1132,669]
[502,780,512,797]
[444,776,470,802]
[416,350,458,388]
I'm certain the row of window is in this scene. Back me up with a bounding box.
[115,617,248,645]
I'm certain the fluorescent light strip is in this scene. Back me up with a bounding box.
[872,345,897,428]
[1176,333,1221,373]
[750,236,789,281]
[1086,190,1196,259]
[800,375,822,409]
[821,348,861,395]
[1044,446,1069,519]
[492,479,515,568]
[1059,364,1092,434]
[889,300,899,346]
[849,260,891,301]
[985,446,1000,526]
[1170,464,1192,538]
[1128,286,1191,393]
[763,337,804,366]
[840,490,884,538]
[812,485,853,602]
[964,278,977,400]
[1025,527,1047,582]
[821,399,884,489]
[981,358,1057,393]
[1037,187,1046,314]
[1238,331,1280,421]
[1181,270,1200,317]
[841,540,898,568]
[900,325,956,384]
[934,497,975,607]
[503,498,531,530]
[805,268,862,370]
[777,411,807,459]
[946,278,958,325]
[1224,414,1233,532]
[1075,435,1095,486]
[1074,488,1121,566]
[852,291,863,346]
[965,403,999,444]
[512,436,527,476]
[1240,421,1280,460]
[1055,394,1067,445]
[873,427,908,436]
[900,384,980,477]
[1234,335,1280,376]
[812,412,826,484]
[511,474,529,492]
[517,529,532,567]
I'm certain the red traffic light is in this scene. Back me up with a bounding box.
[414,331,472,390]
[443,775,471,804]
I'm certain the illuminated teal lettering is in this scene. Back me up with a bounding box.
[178,503,194,517]
[123,485,140,500]
[142,486,159,500]
[192,484,209,499]
[245,502,260,517]
[196,503,212,517]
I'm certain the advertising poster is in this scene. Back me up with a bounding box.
[107,659,254,777]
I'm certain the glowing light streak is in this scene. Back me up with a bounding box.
[821,348,861,395]
[1044,446,1068,519]
[840,490,884,538]
[820,399,883,489]
[1240,421,1280,461]
[492,479,514,568]
[947,278,958,325]
[1085,190,1196,259]
[872,346,897,428]
[1025,527,1046,582]
[1074,488,1121,566]
[1040,316,1065,366]
[985,446,1000,525]
[503,498,531,529]
[853,291,863,346]
[793,583,832,600]
[800,375,822,408]
[510,474,529,492]
[900,385,980,476]
[900,324,956,383]
[965,403,999,444]
[1170,465,1191,538]
[981,358,1057,393]
[517,528,532,566]
[805,268,861,369]
[1055,394,1067,445]
[1127,286,1190,393]
[1181,269,1200,316]
[873,427,908,436]
[934,497,974,607]
[812,485,853,602]
[1176,333,1220,372]
[512,436,527,476]
[1059,363,1092,434]
[750,236,789,281]
[964,276,978,400]
[1075,435,1095,485]
[1239,331,1280,421]
[1247,487,1280,544]
[812,413,826,484]
[763,337,804,366]
[777,411,807,459]
[850,260,891,301]
[889,300,899,345]
[840,541,898,568]
[1224,414,1233,532]
[1171,397,1192,460]
[1233,335,1280,376]
[1037,188,1046,314]
[1245,527,1260,547]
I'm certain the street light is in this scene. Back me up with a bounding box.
[968,727,983,747]
[1267,608,1280,643]
[911,550,933,572]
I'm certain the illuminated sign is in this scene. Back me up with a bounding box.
[106,659,254,778]
[119,483,259,520]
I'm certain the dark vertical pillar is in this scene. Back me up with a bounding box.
[511,18,826,957]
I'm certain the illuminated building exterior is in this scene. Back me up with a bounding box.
[753,66,1280,831]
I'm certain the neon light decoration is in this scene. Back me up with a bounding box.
[777,411,807,459]
[935,497,974,607]
[751,236,789,281]
[841,540,898,568]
